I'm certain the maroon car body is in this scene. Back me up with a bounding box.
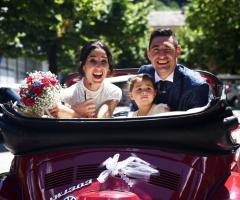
[0,71,240,200]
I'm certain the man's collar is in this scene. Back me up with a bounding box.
[154,71,174,82]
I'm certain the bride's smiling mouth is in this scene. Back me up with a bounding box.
[92,72,103,80]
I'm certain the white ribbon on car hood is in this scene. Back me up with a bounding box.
[97,153,159,187]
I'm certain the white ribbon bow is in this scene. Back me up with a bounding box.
[97,153,159,187]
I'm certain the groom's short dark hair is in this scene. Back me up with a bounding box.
[149,28,178,47]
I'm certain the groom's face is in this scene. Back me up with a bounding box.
[147,36,181,80]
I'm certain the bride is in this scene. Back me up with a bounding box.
[49,41,122,118]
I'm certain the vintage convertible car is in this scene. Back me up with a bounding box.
[0,71,240,200]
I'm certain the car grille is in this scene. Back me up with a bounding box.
[150,169,180,191]
[76,164,102,180]
[45,167,74,190]
[44,164,180,191]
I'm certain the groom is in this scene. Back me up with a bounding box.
[138,28,211,111]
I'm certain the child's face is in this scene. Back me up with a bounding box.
[83,47,109,89]
[130,78,156,107]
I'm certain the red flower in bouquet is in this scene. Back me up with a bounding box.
[42,77,51,87]
[26,76,33,84]
[19,71,62,116]
[22,97,35,106]
[30,86,43,96]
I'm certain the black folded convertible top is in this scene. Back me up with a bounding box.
[0,99,239,155]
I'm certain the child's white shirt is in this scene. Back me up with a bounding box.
[128,104,169,117]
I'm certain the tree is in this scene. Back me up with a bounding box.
[0,0,152,74]
[177,0,240,74]
[0,0,110,74]
[89,0,152,68]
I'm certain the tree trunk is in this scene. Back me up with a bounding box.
[47,43,58,74]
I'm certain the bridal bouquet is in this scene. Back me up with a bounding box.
[18,71,62,117]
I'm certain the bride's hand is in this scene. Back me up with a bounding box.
[96,100,119,118]
[72,99,97,118]
[49,103,75,118]
[97,104,110,118]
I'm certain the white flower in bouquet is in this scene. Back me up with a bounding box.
[19,71,62,117]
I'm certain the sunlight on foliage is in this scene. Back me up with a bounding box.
[178,0,240,74]
[0,0,153,74]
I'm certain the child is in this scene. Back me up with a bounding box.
[128,73,169,117]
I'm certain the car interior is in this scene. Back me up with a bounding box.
[62,69,225,118]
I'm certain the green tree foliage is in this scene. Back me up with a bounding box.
[0,0,151,74]
[177,0,240,74]
[89,0,152,68]
[0,0,112,74]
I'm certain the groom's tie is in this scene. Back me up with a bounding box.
[156,80,173,104]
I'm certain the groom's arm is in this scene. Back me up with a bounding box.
[178,84,211,111]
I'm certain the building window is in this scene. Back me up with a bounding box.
[0,57,44,84]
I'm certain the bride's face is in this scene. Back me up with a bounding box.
[83,48,109,91]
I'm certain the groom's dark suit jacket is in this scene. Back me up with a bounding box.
[138,64,210,111]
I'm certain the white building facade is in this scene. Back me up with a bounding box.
[148,11,185,31]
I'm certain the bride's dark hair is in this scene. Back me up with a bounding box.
[78,41,113,76]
